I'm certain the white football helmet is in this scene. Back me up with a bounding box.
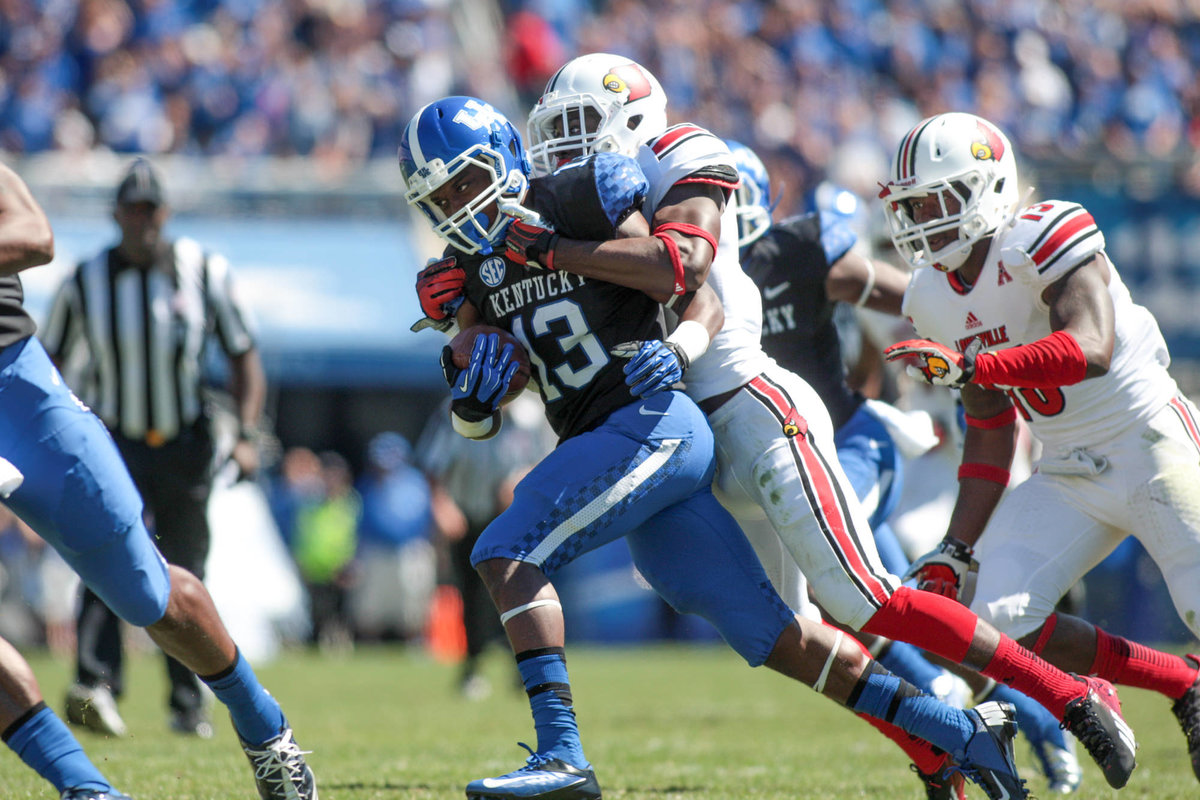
[526,53,668,176]
[880,112,1019,272]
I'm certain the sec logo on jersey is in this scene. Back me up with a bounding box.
[480,256,506,287]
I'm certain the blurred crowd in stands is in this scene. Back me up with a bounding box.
[4,0,1200,206]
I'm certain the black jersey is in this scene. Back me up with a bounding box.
[0,275,37,349]
[741,212,862,430]
[459,154,661,441]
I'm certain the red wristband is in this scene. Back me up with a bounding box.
[957,462,1011,486]
[653,231,687,296]
[965,406,1018,430]
[972,330,1087,388]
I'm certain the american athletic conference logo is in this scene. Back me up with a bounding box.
[479,257,506,287]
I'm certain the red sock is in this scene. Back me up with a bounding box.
[861,587,975,663]
[982,635,1084,719]
[1091,628,1199,700]
[862,587,1084,719]
[859,715,945,774]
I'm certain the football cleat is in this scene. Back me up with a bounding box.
[1061,676,1136,789]
[1030,735,1082,794]
[1170,655,1200,782]
[953,701,1029,800]
[60,791,134,800]
[65,684,127,738]
[910,756,966,800]
[466,744,601,800]
[241,727,318,800]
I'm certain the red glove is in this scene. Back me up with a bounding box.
[416,256,466,321]
[504,219,559,270]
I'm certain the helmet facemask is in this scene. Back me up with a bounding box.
[527,96,632,176]
[883,173,996,272]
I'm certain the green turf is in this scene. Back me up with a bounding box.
[3,643,1196,798]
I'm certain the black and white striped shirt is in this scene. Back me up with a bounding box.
[40,237,256,443]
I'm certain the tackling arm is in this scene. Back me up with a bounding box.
[0,163,54,277]
[537,182,724,298]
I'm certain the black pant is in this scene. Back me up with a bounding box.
[75,418,214,715]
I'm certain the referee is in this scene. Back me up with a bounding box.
[40,158,266,738]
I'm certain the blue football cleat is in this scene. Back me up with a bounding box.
[466,744,601,799]
[983,680,1081,793]
[60,790,133,800]
[953,700,1029,800]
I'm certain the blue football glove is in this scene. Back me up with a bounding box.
[441,333,520,422]
[611,340,689,398]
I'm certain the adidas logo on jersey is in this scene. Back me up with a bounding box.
[965,311,983,330]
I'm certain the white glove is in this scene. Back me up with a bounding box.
[903,537,979,606]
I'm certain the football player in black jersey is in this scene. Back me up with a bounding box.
[401,96,1033,800]
[729,140,1084,796]
[0,165,316,799]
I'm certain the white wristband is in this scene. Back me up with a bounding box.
[854,257,877,308]
[666,319,711,366]
[451,410,498,439]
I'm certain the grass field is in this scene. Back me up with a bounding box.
[4,643,1197,799]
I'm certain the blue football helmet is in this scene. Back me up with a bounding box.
[725,140,772,248]
[399,96,531,254]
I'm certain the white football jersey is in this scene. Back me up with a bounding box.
[903,199,1177,453]
[637,124,773,402]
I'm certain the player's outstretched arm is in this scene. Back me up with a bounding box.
[0,163,54,277]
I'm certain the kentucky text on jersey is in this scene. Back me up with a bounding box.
[486,271,585,319]
[956,325,1009,353]
[763,303,797,335]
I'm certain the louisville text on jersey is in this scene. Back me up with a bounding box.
[955,325,1009,353]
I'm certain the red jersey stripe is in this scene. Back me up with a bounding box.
[1032,210,1096,266]
[651,124,705,156]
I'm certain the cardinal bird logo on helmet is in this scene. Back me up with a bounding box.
[970,120,1006,163]
[602,64,653,102]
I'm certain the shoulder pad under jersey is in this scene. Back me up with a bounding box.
[998,200,1105,290]
[638,124,738,211]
